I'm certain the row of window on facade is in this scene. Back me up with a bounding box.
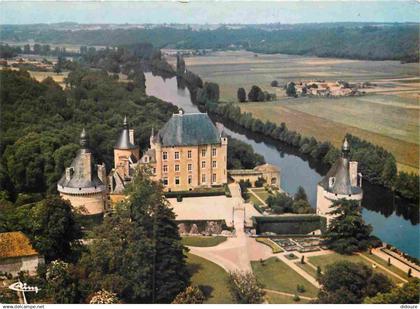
[162,148,217,161]
[162,161,218,173]
[162,173,217,186]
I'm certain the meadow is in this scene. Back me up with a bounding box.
[169,51,419,172]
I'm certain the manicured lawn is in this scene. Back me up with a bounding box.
[296,262,318,278]
[182,236,227,247]
[308,253,404,284]
[252,188,272,202]
[251,257,318,298]
[360,252,409,279]
[186,253,234,304]
[249,194,263,206]
[265,291,310,304]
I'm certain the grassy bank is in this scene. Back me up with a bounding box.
[186,253,234,304]
[182,236,227,247]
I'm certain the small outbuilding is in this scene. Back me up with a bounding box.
[0,232,45,277]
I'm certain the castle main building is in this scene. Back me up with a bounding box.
[145,111,228,191]
[59,111,228,213]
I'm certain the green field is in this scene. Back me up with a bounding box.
[296,262,318,278]
[171,50,419,172]
[251,257,318,297]
[265,291,310,304]
[308,253,404,284]
[182,236,227,247]
[360,252,410,279]
[186,253,234,304]
[239,98,419,172]
[251,188,272,203]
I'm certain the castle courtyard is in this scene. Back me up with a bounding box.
[168,183,261,227]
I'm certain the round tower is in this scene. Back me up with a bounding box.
[316,138,363,222]
[57,129,107,215]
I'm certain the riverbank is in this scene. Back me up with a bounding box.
[145,72,419,259]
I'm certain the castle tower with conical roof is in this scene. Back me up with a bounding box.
[57,129,107,215]
[113,116,140,179]
[316,138,363,223]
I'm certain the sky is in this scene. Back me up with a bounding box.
[0,1,419,25]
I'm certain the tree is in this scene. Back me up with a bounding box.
[23,44,31,54]
[317,261,394,304]
[54,55,65,74]
[292,199,314,214]
[80,168,189,303]
[266,192,293,214]
[322,199,374,254]
[172,286,205,304]
[237,87,246,102]
[381,156,397,187]
[364,278,419,304]
[45,260,83,304]
[270,80,279,87]
[286,82,297,97]
[89,290,120,304]
[294,186,308,201]
[248,85,262,101]
[30,197,82,262]
[228,271,265,304]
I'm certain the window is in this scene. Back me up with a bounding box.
[187,150,192,159]
[188,175,192,185]
[144,156,149,163]
[212,161,217,168]
[153,168,156,174]
[201,161,206,168]
[188,164,192,172]
[163,165,168,173]
[201,174,206,183]
[212,148,217,157]
[201,149,206,157]
[175,164,180,172]
[163,152,168,160]
[163,178,168,186]
[212,173,217,183]
[175,177,180,185]
[174,152,180,160]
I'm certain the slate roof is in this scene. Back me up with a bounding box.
[319,139,361,195]
[115,116,138,150]
[58,129,105,189]
[0,232,39,259]
[157,113,221,146]
[57,150,105,189]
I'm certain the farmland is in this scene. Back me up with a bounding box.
[169,51,419,172]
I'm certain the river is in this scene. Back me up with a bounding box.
[145,72,419,258]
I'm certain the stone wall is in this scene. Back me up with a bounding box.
[60,192,106,215]
[0,255,44,277]
[176,220,228,235]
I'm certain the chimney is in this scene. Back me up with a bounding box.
[65,167,73,181]
[129,129,135,145]
[97,163,107,185]
[349,161,358,187]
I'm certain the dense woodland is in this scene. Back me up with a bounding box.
[1,23,419,62]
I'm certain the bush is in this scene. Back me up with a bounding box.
[293,294,300,302]
[172,286,205,304]
[176,194,183,202]
[297,284,306,293]
[228,271,265,304]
